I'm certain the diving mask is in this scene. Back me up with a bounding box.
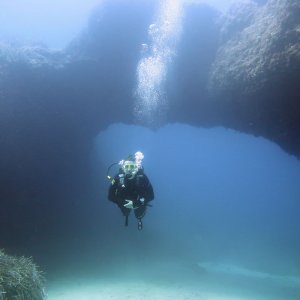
[122,160,138,176]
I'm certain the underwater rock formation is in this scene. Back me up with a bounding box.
[0,0,299,161]
[0,250,45,299]
[209,0,300,156]
[210,0,300,93]
[0,0,155,253]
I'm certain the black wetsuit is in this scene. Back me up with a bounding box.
[108,169,154,220]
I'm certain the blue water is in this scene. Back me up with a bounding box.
[46,122,300,299]
[44,122,300,299]
[95,123,300,274]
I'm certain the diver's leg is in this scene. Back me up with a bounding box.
[118,204,130,216]
[134,206,146,230]
[134,206,146,219]
[118,204,131,226]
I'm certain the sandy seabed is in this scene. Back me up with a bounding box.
[46,260,300,300]
[48,279,254,300]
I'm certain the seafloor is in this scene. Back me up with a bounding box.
[47,260,300,300]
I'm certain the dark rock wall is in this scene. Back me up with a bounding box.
[209,0,300,156]
[0,0,155,255]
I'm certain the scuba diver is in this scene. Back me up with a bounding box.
[107,151,154,230]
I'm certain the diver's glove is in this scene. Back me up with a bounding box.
[124,200,134,209]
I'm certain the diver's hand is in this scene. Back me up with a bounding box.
[124,200,134,209]
[139,198,145,205]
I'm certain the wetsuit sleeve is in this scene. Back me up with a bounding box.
[108,175,120,203]
[141,174,154,203]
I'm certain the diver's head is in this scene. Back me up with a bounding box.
[121,159,138,178]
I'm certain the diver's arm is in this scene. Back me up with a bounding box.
[145,182,154,202]
[140,175,154,203]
